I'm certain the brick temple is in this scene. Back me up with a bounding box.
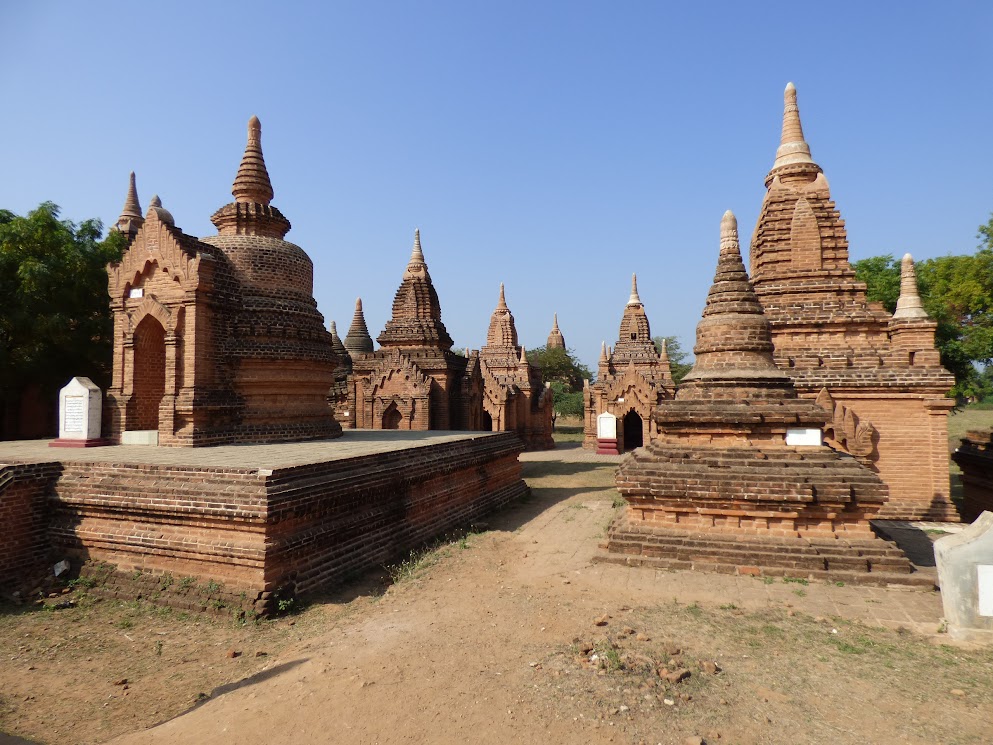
[478,284,555,449]
[105,117,341,446]
[599,212,925,585]
[583,275,675,451]
[750,83,955,520]
[332,230,484,431]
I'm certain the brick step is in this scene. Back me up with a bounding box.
[610,530,907,559]
[592,550,936,589]
[606,532,914,574]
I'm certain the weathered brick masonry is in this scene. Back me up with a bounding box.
[599,212,927,587]
[0,462,62,589]
[750,84,955,520]
[1,433,527,613]
[106,118,341,446]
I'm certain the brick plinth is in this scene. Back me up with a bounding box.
[1,432,526,614]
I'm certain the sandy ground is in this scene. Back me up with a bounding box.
[2,441,992,745]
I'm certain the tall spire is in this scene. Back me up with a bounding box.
[232,115,274,205]
[627,273,642,306]
[892,253,929,319]
[773,82,815,170]
[115,171,144,239]
[599,341,608,364]
[120,172,142,219]
[343,297,374,354]
[380,229,453,349]
[403,228,430,281]
[658,337,669,364]
[497,282,508,310]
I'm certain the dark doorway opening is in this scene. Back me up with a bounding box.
[482,412,494,431]
[132,316,166,431]
[623,410,643,450]
[382,402,402,430]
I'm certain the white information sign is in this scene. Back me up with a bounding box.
[597,412,617,439]
[786,428,822,447]
[63,396,85,432]
[978,565,993,617]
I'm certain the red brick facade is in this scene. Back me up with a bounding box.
[1,433,527,613]
[583,275,675,451]
[749,84,955,520]
[105,118,341,446]
[333,231,484,432]
[479,284,554,450]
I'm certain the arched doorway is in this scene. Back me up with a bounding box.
[482,412,494,431]
[623,410,643,450]
[132,315,166,431]
[382,402,402,430]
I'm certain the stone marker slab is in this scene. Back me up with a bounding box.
[49,377,108,448]
[596,412,619,455]
[935,511,993,643]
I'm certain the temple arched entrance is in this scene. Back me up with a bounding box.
[623,410,643,450]
[382,402,402,430]
[482,412,494,431]
[132,315,166,431]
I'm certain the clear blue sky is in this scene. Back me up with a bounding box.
[2,1,991,372]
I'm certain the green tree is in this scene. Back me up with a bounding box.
[853,214,993,399]
[527,345,591,418]
[652,335,692,385]
[0,202,125,436]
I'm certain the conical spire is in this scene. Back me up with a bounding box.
[484,282,519,350]
[547,312,566,349]
[658,337,669,364]
[679,211,791,394]
[773,82,815,170]
[146,194,174,226]
[329,320,348,356]
[599,341,608,364]
[115,171,144,238]
[232,115,274,205]
[628,273,642,306]
[402,228,430,281]
[892,253,929,319]
[343,297,374,354]
[519,346,528,365]
[120,172,142,219]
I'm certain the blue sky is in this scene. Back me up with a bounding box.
[2,2,991,371]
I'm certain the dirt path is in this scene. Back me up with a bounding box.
[3,444,992,744]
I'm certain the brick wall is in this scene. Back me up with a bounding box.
[0,462,61,588]
[29,433,525,614]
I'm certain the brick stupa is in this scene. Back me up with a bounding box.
[105,118,341,445]
[750,83,955,520]
[479,284,554,449]
[600,212,924,585]
[583,274,675,451]
[339,230,483,430]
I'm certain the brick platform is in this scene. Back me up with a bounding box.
[0,431,527,614]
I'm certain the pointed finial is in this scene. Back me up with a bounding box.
[553,312,559,330]
[120,171,142,219]
[149,194,161,208]
[720,210,740,258]
[497,282,508,310]
[600,341,608,362]
[892,253,929,319]
[659,337,670,363]
[329,320,338,336]
[232,115,274,205]
[773,82,814,169]
[519,346,528,365]
[355,297,363,312]
[411,228,424,263]
[627,273,642,305]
